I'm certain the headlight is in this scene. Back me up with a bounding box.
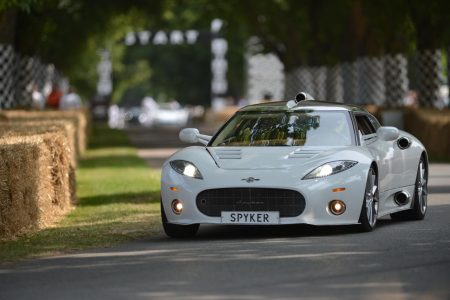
[302,161,358,180]
[170,160,203,179]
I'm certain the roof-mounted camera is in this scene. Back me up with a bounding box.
[286,92,314,108]
[295,92,315,103]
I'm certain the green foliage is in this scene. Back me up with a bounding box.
[11,0,164,98]
[209,0,450,67]
[4,0,450,99]
[115,41,211,106]
[0,0,39,12]
[113,59,152,105]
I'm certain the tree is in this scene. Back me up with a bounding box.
[2,0,449,102]
[1,0,164,97]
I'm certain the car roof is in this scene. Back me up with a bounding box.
[239,100,367,113]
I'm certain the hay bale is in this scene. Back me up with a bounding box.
[404,109,450,158]
[215,106,239,123]
[0,120,78,168]
[0,120,77,166]
[443,122,450,157]
[78,107,92,138]
[0,134,73,239]
[204,106,239,130]
[363,105,382,120]
[0,124,77,204]
[0,109,89,156]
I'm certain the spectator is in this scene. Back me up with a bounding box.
[47,84,63,108]
[60,87,82,110]
[436,85,449,110]
[403,90,418,108]
[31,85,45,110]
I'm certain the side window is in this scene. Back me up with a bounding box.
[367,114,381,130]
[355,115,376,135]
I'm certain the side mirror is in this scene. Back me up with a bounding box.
[179,128,200,143]
[179,128,212,145]
[377,126,399,141]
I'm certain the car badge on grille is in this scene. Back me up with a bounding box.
[241,177,260,183]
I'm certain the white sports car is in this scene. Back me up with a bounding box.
[161,93,428,237]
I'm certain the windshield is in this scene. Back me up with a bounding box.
[210,110,354,147]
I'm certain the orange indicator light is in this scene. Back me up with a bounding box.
[332,187,346,193]
[170,187,178,192]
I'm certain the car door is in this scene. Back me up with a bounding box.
[354,113,404,192]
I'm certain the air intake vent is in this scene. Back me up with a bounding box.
[213,149,242,159]
[288,149,322,159]
[197,188,306,217]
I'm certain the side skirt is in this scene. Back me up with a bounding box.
[378,185,416,217]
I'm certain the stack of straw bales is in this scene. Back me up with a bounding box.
[0,109,88,156]
[0,124,76,203]
[0,121,77,167]
[204,106,239,131]
[0,109,89,239]
[0,135,72,238]
[404,109,450,158]
[361,106,450,158]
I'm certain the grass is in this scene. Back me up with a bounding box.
[0,125,162,263]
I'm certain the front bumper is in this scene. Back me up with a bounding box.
[161,165,368,226]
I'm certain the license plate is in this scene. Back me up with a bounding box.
[221,211,279,224]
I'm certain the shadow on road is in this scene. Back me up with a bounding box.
[151,218,402,243]
[153,200,450,242]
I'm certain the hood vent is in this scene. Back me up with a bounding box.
[288,149,322,159]
[213,148,242,159]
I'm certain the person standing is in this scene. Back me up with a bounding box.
[60,87,82,110]
[31,85,45,110]
[47,84,63,109]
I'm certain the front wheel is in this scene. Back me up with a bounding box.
[358,168,379,232]
[161,201,199,238]
[390,158,428,221]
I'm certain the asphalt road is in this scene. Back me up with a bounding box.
[1,126,449,300]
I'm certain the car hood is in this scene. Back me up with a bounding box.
[207,146,354,170]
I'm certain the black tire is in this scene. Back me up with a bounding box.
[359,167,379,232]
[390,158,428,221]
[161,201,199,238]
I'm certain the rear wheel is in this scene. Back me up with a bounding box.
[359,168,379,232]
[390,158,428,221]
[161,201,199,238]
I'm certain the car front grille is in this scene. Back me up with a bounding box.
[196,188,305,217]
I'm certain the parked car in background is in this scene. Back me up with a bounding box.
[153,103,189,127]
[124,106,141,124]
[138,98,189,128]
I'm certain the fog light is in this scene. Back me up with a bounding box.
[329,200,346,215]
[171,199,183,215]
